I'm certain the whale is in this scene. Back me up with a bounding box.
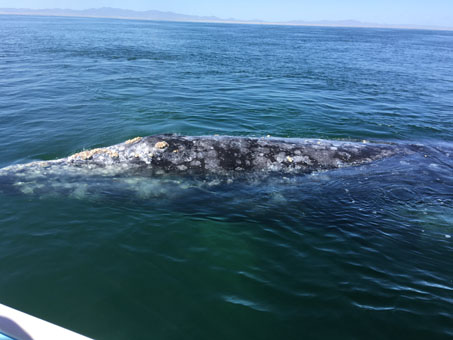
[0,134,425,198]
[1,134,415,174]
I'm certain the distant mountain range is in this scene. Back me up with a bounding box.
[0,7,226,22]
[0,7,450,30]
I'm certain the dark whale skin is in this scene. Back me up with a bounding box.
[24,135,403,172]
[112,135,401,174]
[0,134,418,182]
[0,135,422,196]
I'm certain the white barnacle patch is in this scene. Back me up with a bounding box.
[276,152,287,163]
[335,160,344,167]
[155,141,169,149]
[143,153,154,164]
[268,164,283,172]
[292,155,312,165]
[125,137,142,145]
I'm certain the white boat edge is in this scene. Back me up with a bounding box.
[0,303,92,340]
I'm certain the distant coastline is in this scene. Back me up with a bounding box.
[0,7,452,31]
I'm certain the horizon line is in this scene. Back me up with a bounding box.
[1,7,452,31]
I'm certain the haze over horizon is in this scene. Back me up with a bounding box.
[1,0,452,27]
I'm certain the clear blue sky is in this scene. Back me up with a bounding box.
[1,0,452,26]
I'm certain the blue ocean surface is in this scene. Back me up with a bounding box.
[0,15,452,339]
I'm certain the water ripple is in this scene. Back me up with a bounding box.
[0,15,452,339]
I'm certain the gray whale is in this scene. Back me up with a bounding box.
[1,134,412,176]
[0,135,427,198]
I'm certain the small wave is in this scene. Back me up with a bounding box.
[222,295,271,313]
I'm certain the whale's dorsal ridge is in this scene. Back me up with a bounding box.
[1,135,409,181]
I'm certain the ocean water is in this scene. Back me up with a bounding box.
[0,15,453,339]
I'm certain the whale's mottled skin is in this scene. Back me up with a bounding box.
[0,135,424,197]
[1,134,412,177]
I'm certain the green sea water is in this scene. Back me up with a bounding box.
[0,15,452,339]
